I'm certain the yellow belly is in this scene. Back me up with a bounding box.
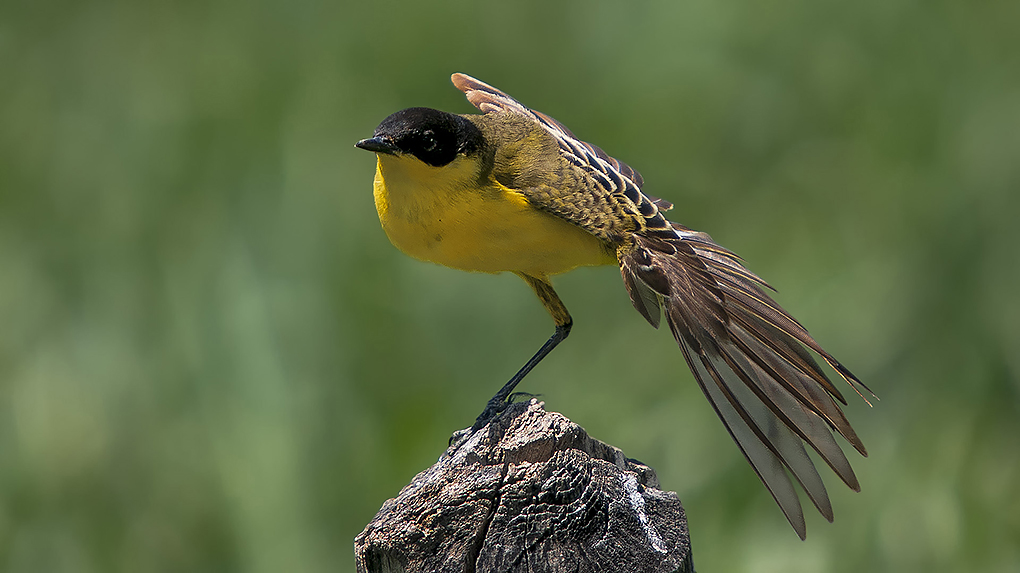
[372,155,615,276]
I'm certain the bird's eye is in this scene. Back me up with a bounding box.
[421,130,437,152]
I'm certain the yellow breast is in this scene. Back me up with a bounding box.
[371,154,615,277]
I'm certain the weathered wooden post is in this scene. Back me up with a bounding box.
[355,399,693,573]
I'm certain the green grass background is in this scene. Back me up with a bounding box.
[3,0,1018,571]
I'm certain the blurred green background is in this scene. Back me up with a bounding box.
[3,0,1018,571]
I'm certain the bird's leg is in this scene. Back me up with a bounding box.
[470,274,572,432]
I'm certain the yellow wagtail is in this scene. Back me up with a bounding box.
[356,73,874,538]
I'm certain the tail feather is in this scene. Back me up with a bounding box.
[619,230,871,537]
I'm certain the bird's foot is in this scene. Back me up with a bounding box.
[447,397,509,448]
[470,395,510,433]
[508,391,540,403]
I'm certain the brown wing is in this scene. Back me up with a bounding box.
[451,73,673,214]
[619,225,875,538]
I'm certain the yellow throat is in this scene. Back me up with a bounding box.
[372,154,615,277]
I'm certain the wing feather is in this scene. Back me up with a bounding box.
[451,73,675,220]
[621,231,871,537]
[680,339,808,538]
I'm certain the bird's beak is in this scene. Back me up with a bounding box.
[356,136,399,155]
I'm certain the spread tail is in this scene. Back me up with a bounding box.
[619,225,874,539]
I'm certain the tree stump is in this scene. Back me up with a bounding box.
[354,399,693,573]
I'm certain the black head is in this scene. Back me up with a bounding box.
[356,107,483,167]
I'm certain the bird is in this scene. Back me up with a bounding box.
[356,73,874,539]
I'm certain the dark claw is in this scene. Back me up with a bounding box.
[470,397,510,433]
[508,391,540,403]
[448,427,473,448]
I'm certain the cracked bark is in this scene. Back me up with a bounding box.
[354,400,693,573]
